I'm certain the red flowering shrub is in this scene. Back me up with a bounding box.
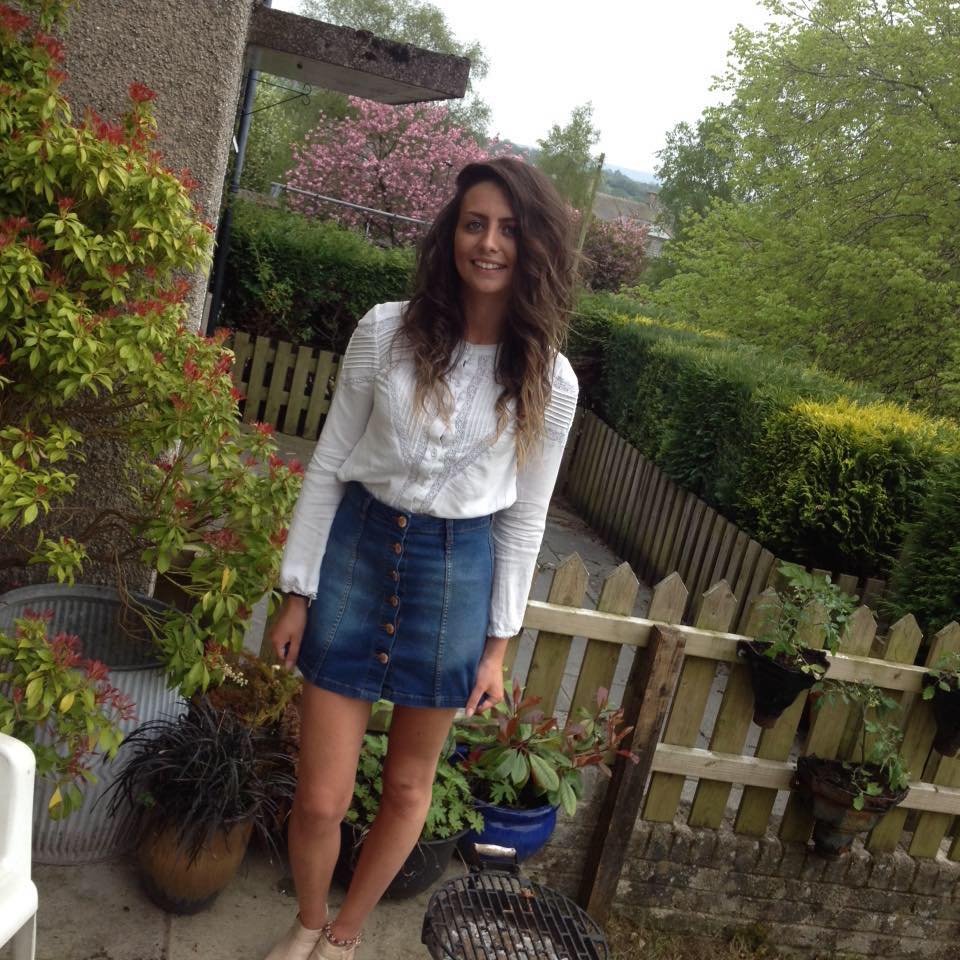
[0,0,302,703]
[0,612,136,818]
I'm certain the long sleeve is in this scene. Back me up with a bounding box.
[487,356,579,638]
[278,307,379,599]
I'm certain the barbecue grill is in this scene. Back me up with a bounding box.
[421,845,609,960]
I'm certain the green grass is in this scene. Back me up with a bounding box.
[606,915,785,960]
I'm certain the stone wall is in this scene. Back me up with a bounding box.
[527,777,960,959]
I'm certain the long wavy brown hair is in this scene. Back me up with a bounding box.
[394,158,576,466]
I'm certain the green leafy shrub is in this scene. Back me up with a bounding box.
[739,398,948,576]
[221,199,414,351]
[886,454,960,631]
[0,611,134,818]
[579,298,960,604]
[0,0,302,697]
[348,732,482,841]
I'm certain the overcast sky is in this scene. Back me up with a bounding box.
[270,0,776,179]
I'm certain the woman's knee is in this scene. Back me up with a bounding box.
[380,770,433,819]
[294,783,353,826]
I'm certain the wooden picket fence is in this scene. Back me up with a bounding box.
[229,330,339,440]
[559,409,888,632]
[510,553,960,917]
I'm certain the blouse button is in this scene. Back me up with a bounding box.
[389,595,399,607]
[396,516,407,528]
[382,623,395,636]
[393,542,402,555]
[376,651,389,664]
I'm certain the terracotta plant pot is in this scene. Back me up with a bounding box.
[923,677,960,757]
[793,755,907,857]
[738,640,828,728]
[137,820,253,914]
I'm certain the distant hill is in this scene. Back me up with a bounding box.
[601,167,658,203]
[605,163,659,186]
[490,141,659,204]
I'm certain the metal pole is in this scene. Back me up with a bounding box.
[205,0,271,335]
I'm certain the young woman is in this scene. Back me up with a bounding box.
[263,157,579,960]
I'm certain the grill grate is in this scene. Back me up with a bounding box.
[422,871,609,960]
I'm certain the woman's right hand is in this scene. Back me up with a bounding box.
[269,595,309,670]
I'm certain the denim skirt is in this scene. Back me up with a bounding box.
[298,480,495,708]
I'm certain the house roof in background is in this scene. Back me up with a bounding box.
[245,6,470,104]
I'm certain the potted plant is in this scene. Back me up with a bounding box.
[105,696,297,914]
[922,651,960,757]
[0,0,303,861]
[738,563,856,728]
[792,682,910,856]
[334,729,483,899]
[454,682,637,862]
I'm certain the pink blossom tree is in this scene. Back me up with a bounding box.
[578,216,649,291]
[286,97,509,245]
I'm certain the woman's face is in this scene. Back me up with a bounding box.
[453,181,517,301]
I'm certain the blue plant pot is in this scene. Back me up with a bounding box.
[460,799,558,863]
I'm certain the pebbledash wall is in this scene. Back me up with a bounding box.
[528,776,960,960]
[61,0,255,324]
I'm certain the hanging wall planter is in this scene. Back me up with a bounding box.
[738,640,829,728]
[922,664,960,758]
[793,755,908,857]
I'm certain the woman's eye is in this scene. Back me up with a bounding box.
[465,220,483,231]
[502,225,517,238]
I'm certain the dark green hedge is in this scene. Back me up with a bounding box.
[221,199,415,353]
[570,295,960,625]
[886,455,960,633]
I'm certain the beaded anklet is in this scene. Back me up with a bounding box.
[322,921,363,947]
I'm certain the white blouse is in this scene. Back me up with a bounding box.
[278,301,580,638]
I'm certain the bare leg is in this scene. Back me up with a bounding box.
[329,705,457,940]
[288,684,371,928]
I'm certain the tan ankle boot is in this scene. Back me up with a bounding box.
[263,910,327,960]
[308,922,362,960]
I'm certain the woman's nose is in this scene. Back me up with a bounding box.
[480,226,499,250]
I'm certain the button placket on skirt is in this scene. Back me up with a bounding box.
[373,511,409,673]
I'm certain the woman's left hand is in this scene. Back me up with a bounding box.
[465,651,506,718]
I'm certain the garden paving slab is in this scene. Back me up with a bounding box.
[18,847,449,960]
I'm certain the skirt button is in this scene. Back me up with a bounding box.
[389,595,399,607]
[396,516,407,528]
[393,542,402,555]
[390,569,399,581]
[383,622,395,636]
[376,651,389,664]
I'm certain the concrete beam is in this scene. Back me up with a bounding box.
[245,6,470,104]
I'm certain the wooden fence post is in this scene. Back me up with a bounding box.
[578,624,687,925]
[642,580,738,822]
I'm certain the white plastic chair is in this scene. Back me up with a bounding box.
[0,733,38,960]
